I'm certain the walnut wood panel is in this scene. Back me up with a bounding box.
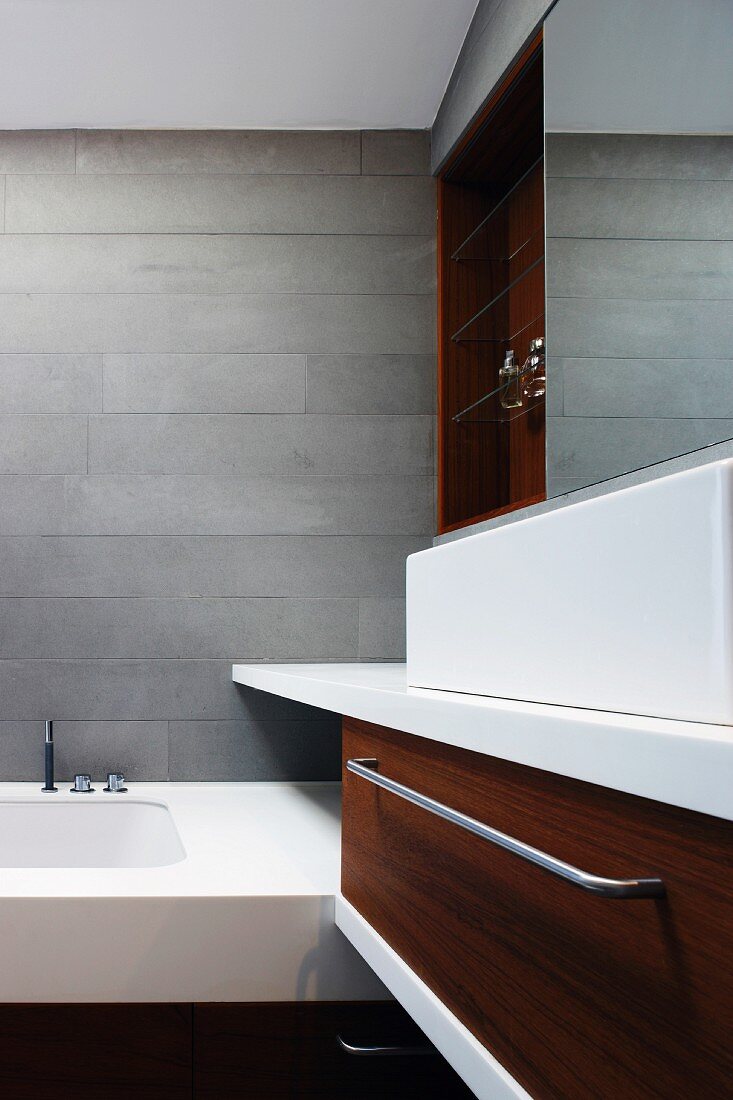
[341,717,733,1100]
[0,1004,192,1099]
[438,41,545,534]
[193,1001,473,1099]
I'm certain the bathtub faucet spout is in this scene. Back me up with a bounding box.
[41,720,58,793]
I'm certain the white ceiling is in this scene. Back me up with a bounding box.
[0,0,479,130]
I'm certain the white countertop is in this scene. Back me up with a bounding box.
[0,782,387,1003]
[233,663,733,822]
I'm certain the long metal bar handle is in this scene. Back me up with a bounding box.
[346,759,665,900]
[337,1036,434,1057]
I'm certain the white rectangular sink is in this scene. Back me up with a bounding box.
[0,797,186,867]
[407,459,733,725]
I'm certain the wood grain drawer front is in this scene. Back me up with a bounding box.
[341,717,733,1100]
[194,1002,473,1099]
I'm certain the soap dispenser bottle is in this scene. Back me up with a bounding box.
[499,349,522,409]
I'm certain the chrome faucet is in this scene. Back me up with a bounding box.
[41,720,58,793]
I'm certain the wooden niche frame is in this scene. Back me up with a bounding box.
[437,33,546,534]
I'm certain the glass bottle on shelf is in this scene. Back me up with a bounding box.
[522,336,546,399]
[499,349,523,409]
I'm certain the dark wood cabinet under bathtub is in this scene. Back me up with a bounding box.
[194,1001,472,1099]
[0,1004,192,1099]
[0,1000,472,1099]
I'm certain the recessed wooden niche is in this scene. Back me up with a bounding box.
[437,35,545,534]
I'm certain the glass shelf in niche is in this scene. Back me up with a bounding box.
[452,223,544,266]
[452,336,546,424]
[451,154,544,263]
[450,260,545,344]
[452,378,546,425]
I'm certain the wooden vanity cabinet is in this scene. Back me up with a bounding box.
[342,716,733,1099]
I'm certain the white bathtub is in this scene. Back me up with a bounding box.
[0,795,185,867]
[0,782,387,1004]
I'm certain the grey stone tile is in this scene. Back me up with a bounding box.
[77,130,361,175]
[0,123,439,783]
[0,660,329,720]
[0,234,435,295]
[5,174,436,235]
[168,718,341,782]
[431,0,548,171]
[458,0,502,52]
[0,293,434,355]
[546,238,733,300]
[88,414,433,475]
[103,354,305,413]
[0,355,101,413]
[547,298,733,359]
[545,177,733,240]
[546,475,598,498]
[560,358,733,418]
[0,475,434,535]
[0,535,427,597]
[358,597,406,659]
[0,597,358,659]
[545,357,564,416]
[0,415,87,473]
[545,132,733,181]
[362,131,431,175]
[0,720,168,782]
[0,130,75,173]
[306,354,435,413]
[546,415,733,482]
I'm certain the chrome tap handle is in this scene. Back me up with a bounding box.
[70,774,94,793]
[103,773,127,793]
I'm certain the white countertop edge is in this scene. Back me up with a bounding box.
[335,896,529,1100]
[233,663,733,821]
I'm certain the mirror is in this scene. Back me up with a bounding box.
[543,0,733,497]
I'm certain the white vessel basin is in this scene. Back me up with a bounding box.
[407,459,733,724]
[0,797,186,867]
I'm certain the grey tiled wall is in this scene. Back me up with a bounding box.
[0,129,435,782]
[546,132,733,496]
[431,0,554,172]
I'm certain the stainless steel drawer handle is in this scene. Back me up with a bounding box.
[337,1036,434,1057]
[347,758,665,900]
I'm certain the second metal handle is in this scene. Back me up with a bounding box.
[347,758,665,900]
[337,1036,434,1057]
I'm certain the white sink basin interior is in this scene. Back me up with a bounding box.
[0,797,186,868]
